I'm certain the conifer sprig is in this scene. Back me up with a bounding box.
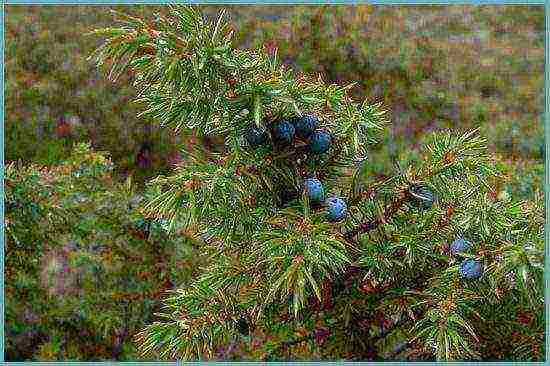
[90,5,544,361]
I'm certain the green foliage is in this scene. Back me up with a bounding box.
[231,5,544,198]
[5,143,201,360]
[5,4,544,362]
[90,5,544,362]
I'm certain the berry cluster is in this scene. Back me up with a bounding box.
[406,187,483,281]
[450,237,483,279]
[246,114,345,222]
[245,114,332,155]
[304,177,347,222]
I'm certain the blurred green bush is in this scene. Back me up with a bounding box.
[5,143,202,360]
[5,6,178,183]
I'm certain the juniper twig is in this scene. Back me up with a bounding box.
[344,188,411,241]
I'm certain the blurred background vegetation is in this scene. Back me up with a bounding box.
[5,5,545,361]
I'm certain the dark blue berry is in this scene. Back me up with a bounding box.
[304,178,324,203]
[308,131,331,154]
[326,197,347,222]
[245,125,268,147]
[450,238,471,256]
[236,316,249,335]
[273,120,295,144]
[409,186,436,210]
[294,114,318,139]
[459,259,483,279]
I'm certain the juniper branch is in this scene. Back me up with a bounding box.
[88,6,544,362]
[345,187,412,241]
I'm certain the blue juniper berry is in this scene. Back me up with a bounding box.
[236,316,250,335]
[273,120,295,144]
[304,178,325,203]
[308,130,332,154]
[459,259,483,279]
[450,237,472,256]
[326,196,347,222]
[294,114,318,139]
[245,125,268,147]
[409,185,436,210]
